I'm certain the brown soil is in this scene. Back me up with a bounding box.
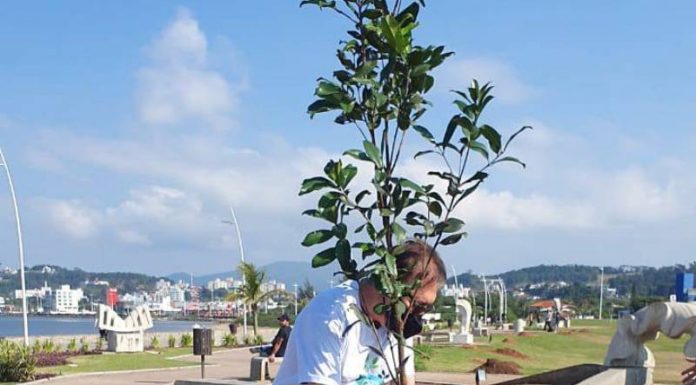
[517,331,535,337]
[502,337,515,344]
[475,358,521,375]
[494,347,528,359]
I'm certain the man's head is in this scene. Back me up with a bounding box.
[395,240,447,316]
[277,313,290,326]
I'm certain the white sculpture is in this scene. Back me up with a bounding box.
[453,298,473,344]
[603,302,696,385]
[97,304,154,352]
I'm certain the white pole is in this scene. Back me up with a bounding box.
[0,148,29,346]
[294,283,298,316]
[450,265,459,319]
[225,207,247,337]
[482,275,488,325]
[599,267,604,320]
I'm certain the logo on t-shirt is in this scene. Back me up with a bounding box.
[355,352,390,385]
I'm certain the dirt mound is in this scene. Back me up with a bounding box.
[475,358,521,375]
[517,331,535,337]
[502,337,515,344]
[494,348,528,359]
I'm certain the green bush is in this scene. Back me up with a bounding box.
[31,340,41,355]
[168,335,176,348]
[253,334,264,345]
[243,335,254,346]
[180,334,193,347]
[0,340,36,382]
[95,337,103,352]
[66,338,77,353]
[150,336,160,350]
[79,337,89,353]
[41,339,55,353]
[222,333,238,347]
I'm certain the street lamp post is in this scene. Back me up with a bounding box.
[599,267,604,320]
[223,206,248,338]
[293,283,298,316]
[0,148,29,346]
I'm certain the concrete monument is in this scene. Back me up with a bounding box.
[453,298,474,344]
[97,304,154,352]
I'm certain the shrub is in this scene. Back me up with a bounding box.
[0,340,36,382]
[150,336,160,350]
[66,338,77,353]
[41,339,55,353]
[222,333,237,347]
[95,337,103,352]
[253,334,264,345]
[180,334,193,347]
[31,340,41,355]
[79,338,89,354]
[243,335,254,346]
[168,335,176,348]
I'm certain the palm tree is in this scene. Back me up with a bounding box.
[225,262,286,336]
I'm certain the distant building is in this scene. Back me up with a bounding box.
[53,285,84,314]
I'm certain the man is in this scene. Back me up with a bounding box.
[262,314,292,363]
[274,240,447,385]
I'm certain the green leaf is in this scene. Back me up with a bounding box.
[362,140,383,167]
[480,124,502,154]
[399,178,425,194]
[301,230,334,247]
[299,176,335,195]
[385,254,397,276]
[312,247,336,268]
[495,156,527,168]
[503,125,532,152]
[441,232,466,245]
[414,150,435,159]
[335,239,352,270]
[392,222,407,243]
[355,189,371,204]
[443,218,465,233]
[316,80,342,97]
[341,164,358,188]
[469,140,489,160]
[428,201,442,216]
[413,125,435,143]
[332,223,348,239]
[443,116,458,147]
[343,149,371,162]
[318,192,340,208]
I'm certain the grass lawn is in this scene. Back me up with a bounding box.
[415,319,690,384]
[40,347,200,376]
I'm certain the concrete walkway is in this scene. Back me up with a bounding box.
[34,347,519,385]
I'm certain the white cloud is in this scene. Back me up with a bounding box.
[439,57,536,104]
[136,8,241,130]
[44,200,100,239]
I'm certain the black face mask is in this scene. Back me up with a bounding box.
[385,310,424,339]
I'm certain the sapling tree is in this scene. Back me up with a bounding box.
[299,1,529,384]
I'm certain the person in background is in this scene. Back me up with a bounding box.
[261,314,292,363]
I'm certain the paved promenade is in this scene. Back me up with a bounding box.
[33,347,520,385]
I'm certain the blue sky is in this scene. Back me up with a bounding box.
[1,1,695,277]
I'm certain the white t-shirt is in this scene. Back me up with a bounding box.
[274,281,414,385]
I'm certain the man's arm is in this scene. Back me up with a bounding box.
[268,337,284,362]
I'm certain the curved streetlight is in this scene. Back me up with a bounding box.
[222,206,247,338]
[0,148,29,346]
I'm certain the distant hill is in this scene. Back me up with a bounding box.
[0,264,169,299]
[450,263,693,298]
[168,261,338,291]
